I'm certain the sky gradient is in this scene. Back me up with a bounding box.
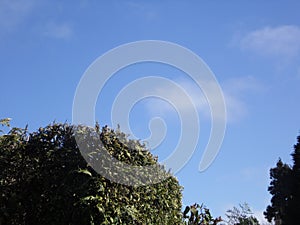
[1,1,300,223]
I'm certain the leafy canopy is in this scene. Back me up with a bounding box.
[0,122,183,225]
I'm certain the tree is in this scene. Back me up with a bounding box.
[264,135,300,224]
[0,118,11,133]
[182,203,222,225]
[264,159,292,224]
[0,122,183,225]
[226,203,260,225]
[285,135,300,224]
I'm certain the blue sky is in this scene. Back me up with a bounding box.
[1,0,300,223]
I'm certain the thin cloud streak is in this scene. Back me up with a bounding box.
[124,1,159,21]
[43,22,73,39]
[240,25,300,59]
[0,0,37,32]
[143,76,262,123]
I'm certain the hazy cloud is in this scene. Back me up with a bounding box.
[240,25,300,59]
[124,1,158,21]
[143,78,214,120]
[0,0,36,32]
[144,76,262,123]
[43,22,73,39]
[253,209,273,225]
[0,1,73,40]
[297,67,300,79]
[223,76,264,122]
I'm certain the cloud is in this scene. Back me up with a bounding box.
[124,1,158,21]
[43,22,73,39]
[143,78,217,121]
[297,67,300,79]
[0,0,36,32]
[216,165,269,186]
[240,25,300,59]
[253,209,273,225]
[223,76,264,122]
[144,76,262,123]
[0,1,72,40]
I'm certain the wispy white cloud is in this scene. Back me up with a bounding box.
[142,79,204,119]
[0,1,73,40]
[43,22,73,39]
[253,209,273,225]
[216,165,269,186]
[223,76,263,94]
[240,25,300,59]
[0,0,37,32]
[143,78,219,121]
[144,76,262,123]
[223,76,264,122]
[297,67,300,80]
[124,1,159,21]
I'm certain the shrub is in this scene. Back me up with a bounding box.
[0,122,182,225]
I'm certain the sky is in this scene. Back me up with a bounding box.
[1,0,300,223]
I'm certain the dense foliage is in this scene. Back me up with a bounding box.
[264,135,300,224]
[0,122,183,225]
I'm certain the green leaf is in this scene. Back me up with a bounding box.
[78,168,92,177]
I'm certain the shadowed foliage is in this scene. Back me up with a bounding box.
[0,122,183,225]
[182,203,222,225]
[226,203,259,225]
[264,135,300,224]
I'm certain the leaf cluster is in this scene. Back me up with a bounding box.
[182,203,222,225]
[0,123,183,225]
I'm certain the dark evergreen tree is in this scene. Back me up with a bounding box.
[285,135,300,224]
[264,159,292,224]
[264,135,300,224]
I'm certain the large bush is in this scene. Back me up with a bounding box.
[0,122,183,225]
